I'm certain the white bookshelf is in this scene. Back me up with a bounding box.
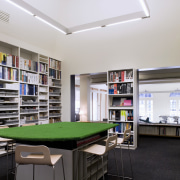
[0,40,62,127]
[49,58,61,123]
[107,68,138,149]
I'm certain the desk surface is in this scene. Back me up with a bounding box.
[0,122,117,142]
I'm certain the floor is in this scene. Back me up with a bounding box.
[1,136,180,180]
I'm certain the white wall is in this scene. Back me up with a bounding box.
[0,0,180,122]
[57,0,180,121]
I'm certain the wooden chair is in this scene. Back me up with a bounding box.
[81,134,118,180]
[14,145,65,180]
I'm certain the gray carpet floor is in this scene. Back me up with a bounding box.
[1,136,180,180]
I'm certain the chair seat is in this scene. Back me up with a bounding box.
[25,154,63,166]
[82,144,106,156]
[0,137,13,142]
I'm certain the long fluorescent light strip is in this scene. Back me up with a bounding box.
[6,0,66,34]
[6,0,33,16]
[139,0,149,17]
[35,16,66,34]
[106,18,142,27]
[73,26,102,34]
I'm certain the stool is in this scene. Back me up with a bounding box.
[117,128,133,180]
[81,134,118,180]
[0,126,14,180]
[14,145,65,180]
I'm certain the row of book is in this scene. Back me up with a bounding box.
[49,69,61,79]
[20,70,38,84]
[39,62,48,74]
[20,114,38,123]
[112,97,133,107]
[20,84,38,95]
[109,82,133,94]
[109,110,133,121]
[0,52,19,68]
[19,57,38,72]
[49,58,61,70]
[115,122,133,133]
[109,70,133,82]
[0,66,18,81]
[39,74,48,85]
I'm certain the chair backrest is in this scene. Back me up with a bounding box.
[123,128,131,142]
[15,145,52,165]
[22,123,36,127]
[105,134,117,153]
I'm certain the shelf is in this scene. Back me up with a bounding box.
[20,105,38,107]
[109,120,133,123]
[20,112,38,115]
[0,116,18,119]
[20,68,38,74]
[107,68,137,149]
[0,41,62,126]
[108,81,133,84]
[108,106,133,110]
[0,108,18,111]
[0,79,18,83]
[108,93,133,97]
[0,102,18,104]
[0,64,19,69]
[49,85,61,88]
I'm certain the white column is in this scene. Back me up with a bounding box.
[80,75,90,121]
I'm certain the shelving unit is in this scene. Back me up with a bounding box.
[19,48,39,126]
[38,54,49,124]
[0,40,62,127]
[49,58,61,123]
[0,41,19,127]
[107,69,138,149]
[139,123,180,137]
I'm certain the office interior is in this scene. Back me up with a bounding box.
[0,0,180,180]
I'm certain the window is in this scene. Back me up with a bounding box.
[90,87,107,121]
[139,93,153,121]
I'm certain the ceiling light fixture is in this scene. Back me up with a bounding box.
[6,0,150,35]
[106,18,142,27]
[139,0,150,17]
[6,0,33,16]
[73,27,102,34]
[34,16,66,34]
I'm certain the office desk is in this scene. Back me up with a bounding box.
[0,122,117,180]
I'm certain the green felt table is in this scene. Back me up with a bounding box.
[0,122,117,142]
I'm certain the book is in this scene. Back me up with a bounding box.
[16,56,19,68]
[112,111,115,120]
[112,97,121,106]
[124,100,133,106]
[121,71,124,82]
[126,70,133,81]
[114,84,117,94]
[115,110,120,120]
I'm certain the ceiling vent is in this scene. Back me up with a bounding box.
[0,10,10,23]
